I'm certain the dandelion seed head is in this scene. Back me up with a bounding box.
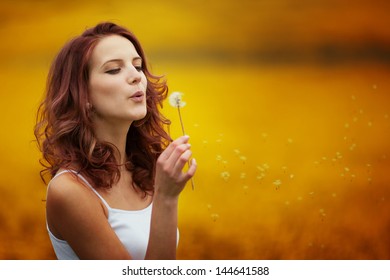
[169,91,186,108]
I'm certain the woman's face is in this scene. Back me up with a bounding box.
[88,35,148,124]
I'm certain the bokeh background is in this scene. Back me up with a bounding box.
[0,0,389,259]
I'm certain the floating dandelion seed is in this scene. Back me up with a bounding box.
[273,179,282,189]
[233,149,241,155]
[168,91,194,190]
[216,155,223,161]
[210,213,220,222]
[262,163,270,170]
[240,172,247,179]
[220,171,231,181]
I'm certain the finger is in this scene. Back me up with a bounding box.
[180,158,197,183]
[159,135,190,161]
[172,149,193,178]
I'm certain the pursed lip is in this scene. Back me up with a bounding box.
[130,91,144,98]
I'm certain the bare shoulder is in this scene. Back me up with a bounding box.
[46,171,130,259]
[46,171,106,239]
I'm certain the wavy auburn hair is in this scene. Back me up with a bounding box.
[34,22,171,194]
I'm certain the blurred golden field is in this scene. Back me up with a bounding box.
[0,0,389,259]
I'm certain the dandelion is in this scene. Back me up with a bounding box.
[169,91,187,134]
[169,91,194,190]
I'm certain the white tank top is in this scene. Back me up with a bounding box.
[47,170,155,260]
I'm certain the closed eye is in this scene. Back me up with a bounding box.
[134,65,143,72]
[105,68,121,74]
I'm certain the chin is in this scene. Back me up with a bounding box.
[133,110,148,121]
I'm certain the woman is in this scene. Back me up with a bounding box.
[34,22,196,260]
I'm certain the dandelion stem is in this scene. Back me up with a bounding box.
[177,106,186,136]
[177,104,195,190]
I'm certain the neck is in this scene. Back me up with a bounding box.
[93,118,131,166]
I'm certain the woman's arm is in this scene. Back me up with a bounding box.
[145,135,197,259]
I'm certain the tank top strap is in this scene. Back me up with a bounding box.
[49,169,111,210]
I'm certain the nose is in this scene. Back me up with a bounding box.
[127,66,142,85]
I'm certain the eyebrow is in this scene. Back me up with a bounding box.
[100,56,142,68]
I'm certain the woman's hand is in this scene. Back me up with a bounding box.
[154,135,197,199]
